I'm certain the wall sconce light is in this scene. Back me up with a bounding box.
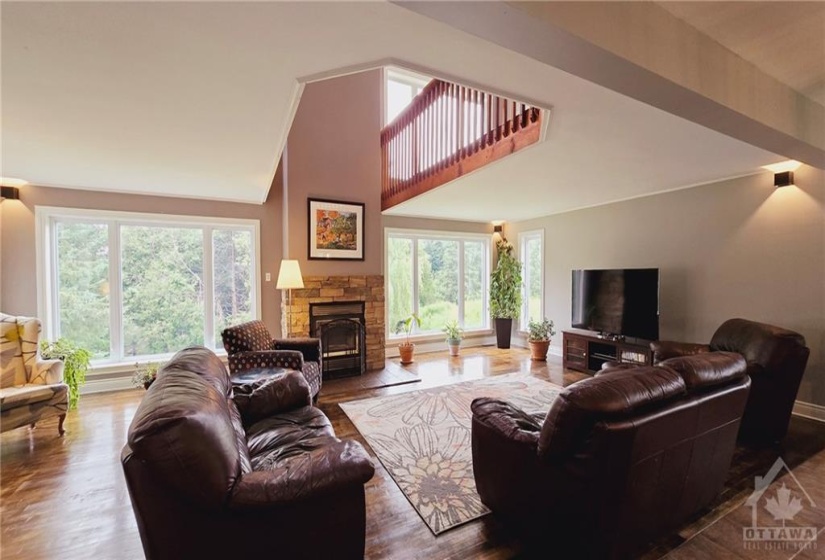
[493,224,503,233]
[1,186,21,200]
[774,171,794,188]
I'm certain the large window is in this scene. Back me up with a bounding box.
[385,69,430,124]
[38,207,259,364]
[386,229,490,337]
[519,230,544,331]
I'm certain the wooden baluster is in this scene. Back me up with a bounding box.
[444,84,453,167]
[512,101,519,132]
[381,132,389,198]
[404,110,409,185]
[453,83,458,163]
[480,93,487,150]
[521,103,527,128]
[424,91,432,177]
[493,95,500,142]
[458,86,464,160]
[486,93,493,146]
[470,90,476,151]
[435,83,444,168]
[477,91,483,152]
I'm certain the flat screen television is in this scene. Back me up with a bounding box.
[571,268,659,341]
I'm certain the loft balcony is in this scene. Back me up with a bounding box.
[381,78,544,211]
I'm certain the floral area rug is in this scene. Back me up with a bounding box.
[339,374,562,535]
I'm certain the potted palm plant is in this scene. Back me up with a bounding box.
[490,239,522,349]
[527,318,556,361]
[443,320,464,357]
[395,312,421,364]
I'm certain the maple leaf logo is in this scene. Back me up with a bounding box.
[764,483,804,525]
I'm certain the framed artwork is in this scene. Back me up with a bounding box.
[308,198,365,261]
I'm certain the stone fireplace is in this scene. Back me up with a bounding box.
[282,275,385,371]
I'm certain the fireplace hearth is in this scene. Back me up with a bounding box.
[310,301,366,378]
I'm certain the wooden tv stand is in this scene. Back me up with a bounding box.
[562,330,653,374]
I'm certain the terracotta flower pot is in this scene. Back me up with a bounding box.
[399,343,415,364]
[529,340,550,361]
[447,340,461,357]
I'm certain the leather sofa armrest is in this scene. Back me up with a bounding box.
[233,370,311,422]
[228,440,374,509]
[471,397,542,446]
[30,359,65,385]
[229,349,305,373]
[273,338,321,363]
[650,340,710,363]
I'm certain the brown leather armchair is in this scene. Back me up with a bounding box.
[221,319,323,399]
[652,318,810,444]
[471,352,750,559]
[121,346,374,560]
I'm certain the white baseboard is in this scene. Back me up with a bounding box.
[81,375,134,395]
[385,335,496,358]
[793,400,825,422]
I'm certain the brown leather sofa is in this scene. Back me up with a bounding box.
[471,352,750,559]
[652,318,810,444]
[121,346,375,560]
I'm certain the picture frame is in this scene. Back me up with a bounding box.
[308,198,365,261]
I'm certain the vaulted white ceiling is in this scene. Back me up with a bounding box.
[2,2,789,220]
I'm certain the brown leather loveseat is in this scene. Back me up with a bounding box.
[471,352,750,559]
[652,318,810,444]
[121,346,375,560]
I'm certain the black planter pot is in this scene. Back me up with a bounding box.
[494,318,513,349]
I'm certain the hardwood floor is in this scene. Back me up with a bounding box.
[1,346,823,559]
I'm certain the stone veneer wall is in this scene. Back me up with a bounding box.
[283,275,385,371]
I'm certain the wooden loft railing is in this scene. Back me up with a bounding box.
[381,79,542,211]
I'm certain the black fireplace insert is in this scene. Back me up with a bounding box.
[310,301,366,379]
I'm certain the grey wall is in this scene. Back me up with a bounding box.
[509,165,825,406]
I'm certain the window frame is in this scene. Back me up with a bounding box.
[384,227,491,340]
[518,229,545,332]
[35,206,261,366]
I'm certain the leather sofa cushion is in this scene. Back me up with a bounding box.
[659,352,746,391]
[710,318,807,374]
[538,367,686,459]
[233,370,312,425]
[246,405,336,469]
[128,347,249,509]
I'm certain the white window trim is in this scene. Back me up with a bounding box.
[35,206,261,368]
[518,229,545,332]
[384,227,492,341]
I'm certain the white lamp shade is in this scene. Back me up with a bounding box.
[276,259,304,289]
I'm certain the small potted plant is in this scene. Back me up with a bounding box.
[395,312,421,365]
[132,362,162,390]
[527,318,556,361]
[40,338,92,410]
[443,320,464,357]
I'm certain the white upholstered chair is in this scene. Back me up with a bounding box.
[0,313,68,435]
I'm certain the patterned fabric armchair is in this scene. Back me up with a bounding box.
[221,320,322,399]
[1,313,68,435]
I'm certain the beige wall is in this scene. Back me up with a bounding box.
[382,215,493,236]
[509,165,825,406]
[285,70,383,276]
[1,168,285,337]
